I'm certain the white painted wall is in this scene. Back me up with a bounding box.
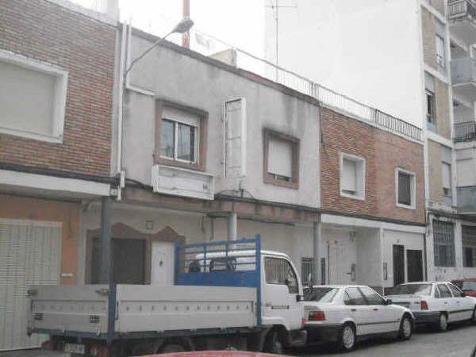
[263,0,425,128]
[124,35,320,208]
[356,229,381,287]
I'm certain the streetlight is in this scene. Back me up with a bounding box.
[124,17,194,77]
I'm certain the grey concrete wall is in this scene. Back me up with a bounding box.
[123,35,320,208]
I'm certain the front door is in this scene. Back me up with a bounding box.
[406,250,423,282]
[393,245,405,286]
[151,241,175,285]
[328,238,356,284]
[92,238,146,284]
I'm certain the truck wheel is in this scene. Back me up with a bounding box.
[160,343,186,353]
[398,315,413,340]
[436,313,448,332]
[336,323,356,352]
[263,330,284,354]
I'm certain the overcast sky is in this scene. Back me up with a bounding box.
[73,0,267,56]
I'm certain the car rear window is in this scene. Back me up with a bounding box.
[391,284,432,295]
[462,281,476,291]
[304,287,339,303]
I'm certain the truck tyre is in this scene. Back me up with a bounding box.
[398,314,413,340]
[336,323,356,352]
[436,313,448,332]
[160,344,186,353]
[263,330,284,354]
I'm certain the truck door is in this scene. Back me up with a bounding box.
[262,256,302,331]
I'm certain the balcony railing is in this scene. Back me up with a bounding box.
[457,186,476,214]
[454,121,476,142]
[451,57,476,85]
[448,0,476,21]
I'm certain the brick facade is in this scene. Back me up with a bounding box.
[320,107,426,224]
[0,0,116,177]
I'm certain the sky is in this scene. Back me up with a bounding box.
[72,0,267,56]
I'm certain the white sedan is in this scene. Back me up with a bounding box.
[303,285,414,352]
[386,281,476,331]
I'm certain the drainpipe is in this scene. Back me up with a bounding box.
[228,212,238,241]
[182,0,190,48]
[115,22,128,200]
[313,216,321,285]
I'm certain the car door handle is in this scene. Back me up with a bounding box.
[373,308,379,311]
[351,308,357,312]
[444,302,448,304]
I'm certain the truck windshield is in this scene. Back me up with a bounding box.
[391,284,432,295]
[304,287,339,303]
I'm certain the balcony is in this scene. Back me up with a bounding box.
[448,0,476,44]
[457,186,476,214]
[451,58,476,100]
[454,121,476,142]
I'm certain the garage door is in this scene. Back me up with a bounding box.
[0,220,61,351]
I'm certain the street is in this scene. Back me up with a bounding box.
[1,324,475,357]
[295,324,476,357]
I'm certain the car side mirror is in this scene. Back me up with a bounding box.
[385,298,393,305]
[296,294,303,302]
[461,292,466,297]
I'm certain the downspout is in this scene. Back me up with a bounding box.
[116,22,129,200]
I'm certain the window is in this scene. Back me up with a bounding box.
[0,50,68,142]
[433,220,455,267]
[224,98,246,177]
[396,169,416,208]
[448,283,464,298]
[263,129,299,188]
[159,106,200,165]
[340,153,365,200]
[441,147,452,198]
[391,284,432,296]
[462,225,476,268]
[265,257,299,294]
[359,286,385,305]
[436,35,446,68]
[304,287,339,303]
[344,287,366,305]
[437,284,452,298]
[425,73,436,126]
[301,257,313,284]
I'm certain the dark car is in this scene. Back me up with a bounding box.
[452,279,476,298]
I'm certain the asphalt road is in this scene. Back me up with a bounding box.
[1,324,475,357]
[294,323,476,357]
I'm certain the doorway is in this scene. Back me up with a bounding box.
[406,249,423,282]
[393,244,405,286]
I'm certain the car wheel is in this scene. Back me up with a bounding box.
[337,323,356,352]
[264,330,284,355]
[436,313,448,332]
[398,315,413,340]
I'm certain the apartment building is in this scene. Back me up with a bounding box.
[264,0,476,283]
[0,0,117,350]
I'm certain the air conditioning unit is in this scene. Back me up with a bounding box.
[151,165,214,200]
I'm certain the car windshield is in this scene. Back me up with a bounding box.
[462,281,476,291]
[391,283,432,295]
[304,287,339,303]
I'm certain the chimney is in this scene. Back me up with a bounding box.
[182,0,191,48]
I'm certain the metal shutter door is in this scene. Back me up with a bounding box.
[0,220,61,351]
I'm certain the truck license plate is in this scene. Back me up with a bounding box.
[64,343,86,354]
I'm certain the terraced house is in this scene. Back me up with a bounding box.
[263,0,476,283]
[0,0,118,350]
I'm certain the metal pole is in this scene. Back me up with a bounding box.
[99,196,112,284]
[228,212,237,241]
[182,0,191,48]
[313,219,321,285]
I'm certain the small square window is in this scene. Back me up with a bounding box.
[396,168,416,209]
[263,129,299,189]
[340,153,365,200]
[159,107,199,165]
